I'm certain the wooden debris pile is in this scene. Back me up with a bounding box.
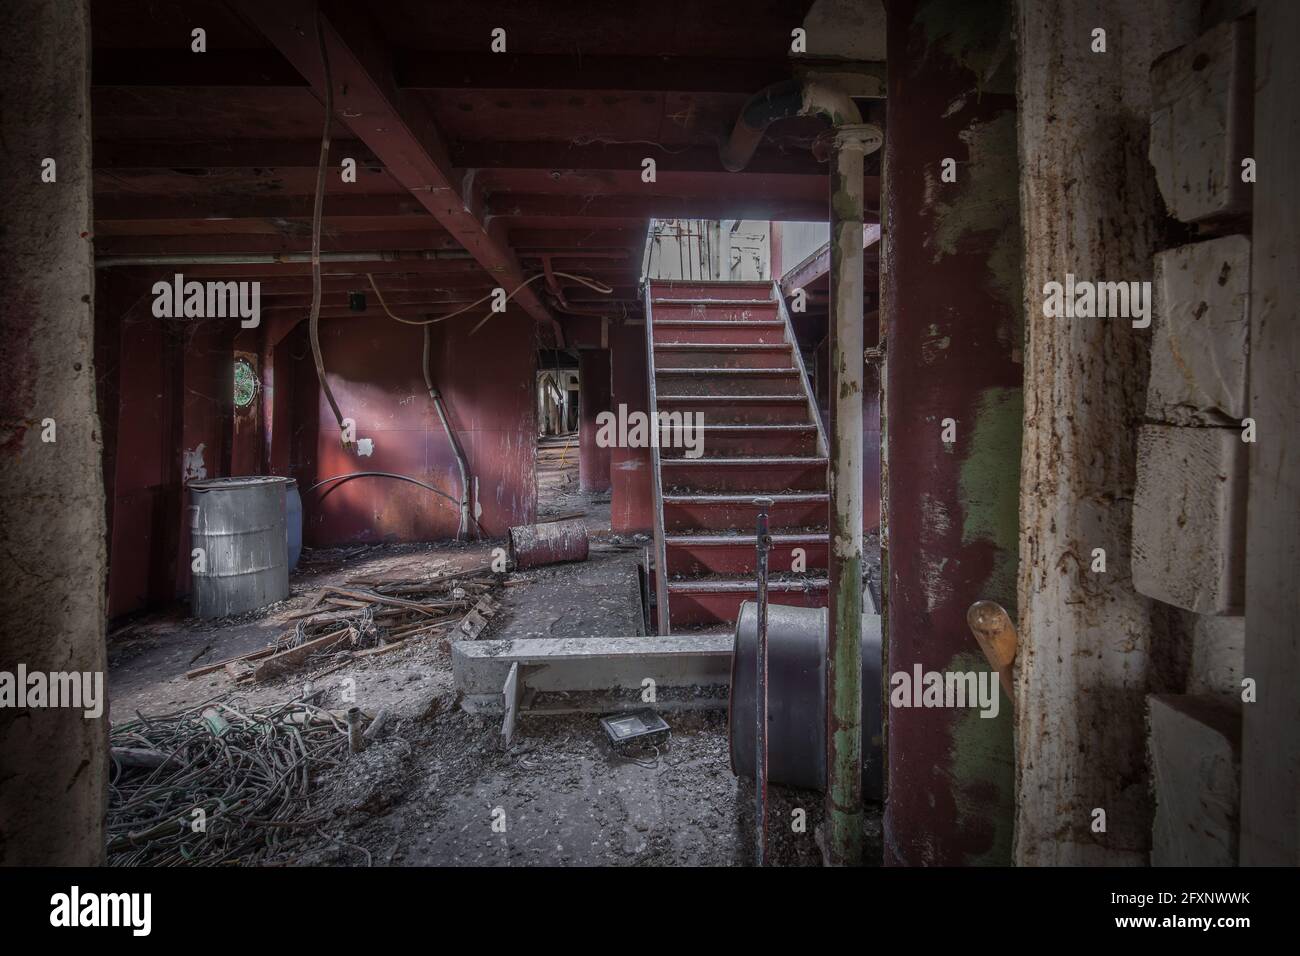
[186,564,500,684]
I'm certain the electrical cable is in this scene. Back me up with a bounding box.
[366,270,613,331]
[309,4,349,442]
[306,471,485,533]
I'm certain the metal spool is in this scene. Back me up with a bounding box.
[188,476,292,618]
[729,601,883,799]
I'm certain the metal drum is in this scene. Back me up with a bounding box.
[729,601,883,799]
[284,479,302,572]
[508,517,589,569]
[188,476,292,618]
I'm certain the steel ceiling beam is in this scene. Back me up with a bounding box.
[230,0,555,329]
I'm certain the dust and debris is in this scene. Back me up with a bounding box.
[105,493,883,866]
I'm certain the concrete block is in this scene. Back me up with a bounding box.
[1132,425,1247,613]
[453,634,733,715]
[1148,694,1241,866]
[1148,236,1251,424]
[1190,615,1245,702]
[1150,16,1254,223]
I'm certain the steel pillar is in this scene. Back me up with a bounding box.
[826,124,874,866]
[883,0,1021,865]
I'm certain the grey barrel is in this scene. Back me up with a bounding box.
[188,476,292,618]
[729,601,883,799]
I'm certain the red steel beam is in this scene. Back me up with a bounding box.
[488,193,829,222]
[231,0,554,329]
[455,140,829,176]
[93,138,376,169]
[93,49,305,87]
[94,215,462,238]
[94,193,428,222]
[92,48,792,97]
[93,230,463,257]
[396,51,790,95]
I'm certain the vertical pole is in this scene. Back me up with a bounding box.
[826,125,871,866]
[0,0,107,865]
[753,495,773,866]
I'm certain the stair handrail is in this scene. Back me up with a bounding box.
[644,281,673,634]
[771,280,828,458]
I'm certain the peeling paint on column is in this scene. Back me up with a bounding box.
[959,386,1022,605]
[947,651,1015,865]
[884,0,1021,866]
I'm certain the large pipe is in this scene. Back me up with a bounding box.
[94,249,474,268]
[718,80,879,173]
[826,124,876,867]
[423,325,474,539]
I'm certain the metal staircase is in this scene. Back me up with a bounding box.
[645,279,829,632]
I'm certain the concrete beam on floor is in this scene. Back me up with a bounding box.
[454,635,732,715]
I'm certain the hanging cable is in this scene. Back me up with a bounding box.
[422,324,474,540]
[363,274,476,539]
[309,4,349,444]
[365,271,613,332]
[306,471,485,534]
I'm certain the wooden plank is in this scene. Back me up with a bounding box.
[501,662,523,747]
[185,645,276,679]
[252,627,351,682]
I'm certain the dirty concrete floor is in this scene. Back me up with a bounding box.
[106,494,883,866]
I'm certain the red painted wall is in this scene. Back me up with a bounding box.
[102,301,238,618]
[609,319,653,533]
[578,348,613,492]
[298,311,537,545]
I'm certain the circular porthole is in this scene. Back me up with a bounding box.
[233,358,258,408]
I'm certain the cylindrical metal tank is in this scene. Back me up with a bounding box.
[729,601,883,799]
[508,517,589,569]
[188,476,292,618]
[284,479,302,572]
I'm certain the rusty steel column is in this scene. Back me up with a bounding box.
[826,124,875,867]
[883,0,1021,865]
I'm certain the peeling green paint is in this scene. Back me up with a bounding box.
[930,112,1018,262]
[958,386,1021,606]
[947,650,1014,865]
[916,0,1014,93]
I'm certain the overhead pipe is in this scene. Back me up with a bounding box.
[720,76,882,867]
[718,79,880,173]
